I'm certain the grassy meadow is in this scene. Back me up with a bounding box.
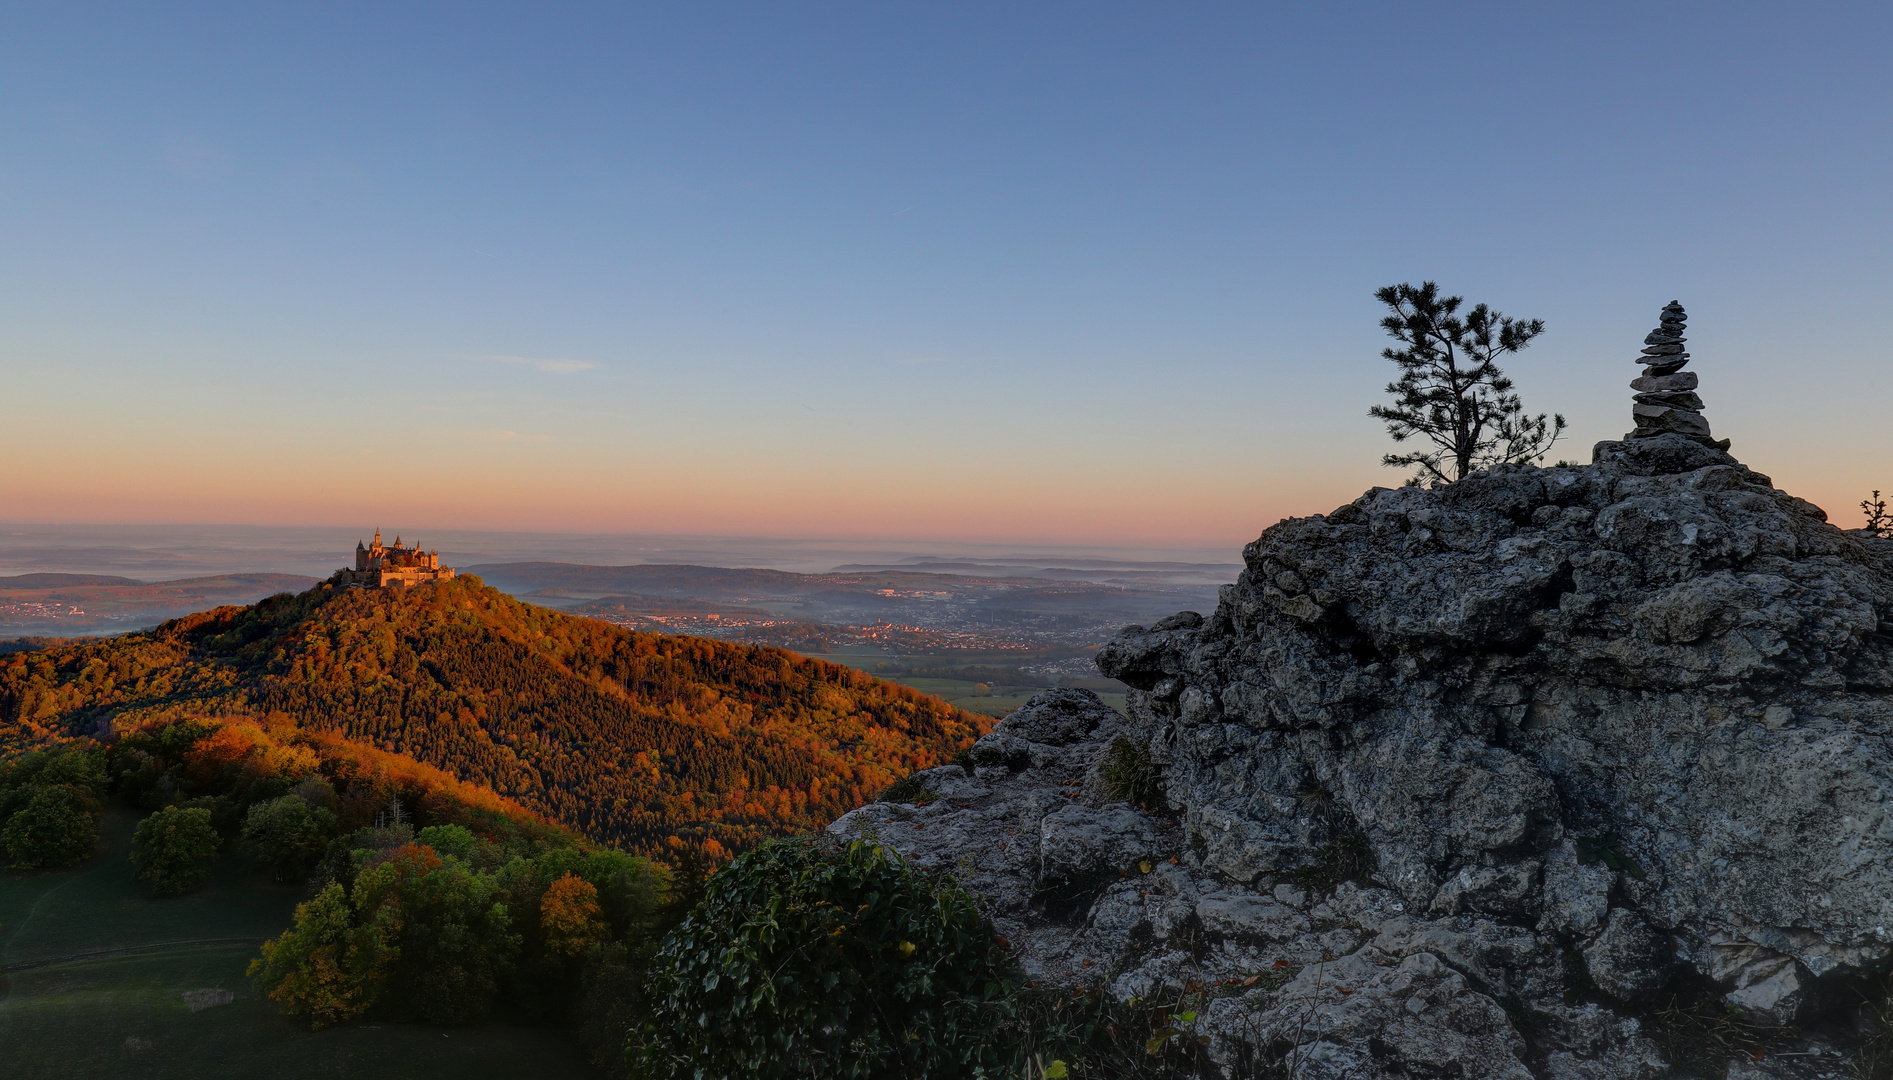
[801,644,1128,718]
[1,807,599,1079]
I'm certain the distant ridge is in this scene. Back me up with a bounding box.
[0,573,144,588]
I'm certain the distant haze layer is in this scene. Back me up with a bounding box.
[0,524,1235,582]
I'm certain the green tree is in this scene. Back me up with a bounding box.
[248,881,397,1029]
[242,794,341,881]
[1,784,101,870]
[351,844,520,1024]
[634,838,1018,1080]
[1370,280,1566,485]
[1,745,107,798]
[415,823,487,865]
[131,805,221,895]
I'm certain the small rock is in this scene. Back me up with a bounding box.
[1582,910,1674,1001]
[1630,371,1698,392]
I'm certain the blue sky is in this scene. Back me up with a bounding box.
[4,2,1888,544]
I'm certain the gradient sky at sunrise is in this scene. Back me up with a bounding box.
[3,2,1889,547]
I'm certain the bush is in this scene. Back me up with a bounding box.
[1,783,101,870]
[243,794,341,881]
[634,837,1019,1080]
[1100,736,1163,811]
[131,805,221,895]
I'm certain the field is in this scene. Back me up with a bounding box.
[800,644,1128,718]
[0,807,599,1079]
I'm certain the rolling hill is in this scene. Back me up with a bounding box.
[0,575,989,854]
[0,572,322,637]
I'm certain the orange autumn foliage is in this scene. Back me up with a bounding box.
[0,576,989,854]
[540,873,609,959]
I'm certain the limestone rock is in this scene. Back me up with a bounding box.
[1582,909,1675,1001]
[1631,371,1698,393]
[826,429,1893,1073]
[1632,391,1705,411]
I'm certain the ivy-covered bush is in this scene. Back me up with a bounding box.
[634,837,1019,1079]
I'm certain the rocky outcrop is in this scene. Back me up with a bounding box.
[830,433,1893,1078]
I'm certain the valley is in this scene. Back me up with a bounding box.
[470,557,1229,716]
[0,574,320,639]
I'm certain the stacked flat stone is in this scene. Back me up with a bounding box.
[1627,300,1727,449]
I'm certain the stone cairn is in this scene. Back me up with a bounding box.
[1628,300,1728,449]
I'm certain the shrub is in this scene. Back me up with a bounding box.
[1100,736,1163,811]
[132,805,221,895]
[634,837,1019,1080]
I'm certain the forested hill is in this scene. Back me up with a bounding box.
[0,576,989,853]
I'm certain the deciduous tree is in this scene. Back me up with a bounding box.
[242,794,341,881]
[540,872,609,959]
[248,882,388,1028]
[131,805,220,895]
[1,784,101,870]
[351,844,519,1023]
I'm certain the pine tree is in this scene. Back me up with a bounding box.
[1370,281,1566,485]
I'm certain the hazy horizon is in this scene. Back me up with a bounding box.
[0,521,1241,582]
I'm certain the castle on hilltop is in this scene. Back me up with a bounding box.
[332,529,456,589]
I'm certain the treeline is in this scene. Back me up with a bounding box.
[0,717,671,1070]
[0,713,569,881]
[0,577,988,855]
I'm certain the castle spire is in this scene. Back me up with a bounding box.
[1628,301,1728,450]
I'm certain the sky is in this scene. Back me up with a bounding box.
[3,2,1889,549]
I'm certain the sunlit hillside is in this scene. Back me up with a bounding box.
[0,577,989,854]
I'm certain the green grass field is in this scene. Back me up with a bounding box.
[1,807,600,1079]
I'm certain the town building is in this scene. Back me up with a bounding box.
[332,529,456,588]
